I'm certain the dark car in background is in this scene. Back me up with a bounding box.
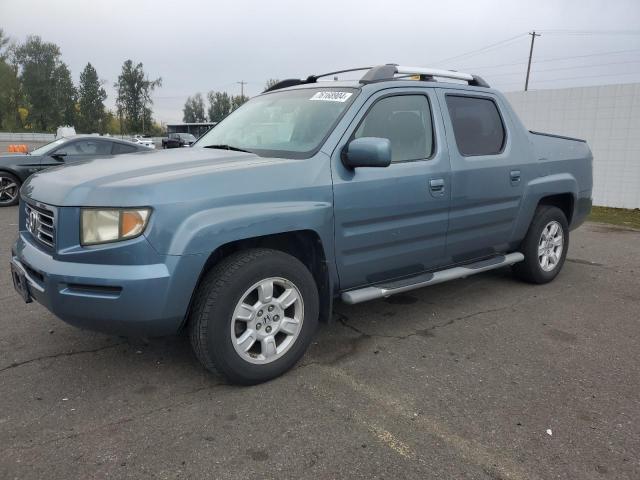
[162,133,197,149]
[0,135,148,206]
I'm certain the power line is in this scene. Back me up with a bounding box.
[486,59,640,78]
[461,48,640,70]
[432,33,528,65]
[499,70,640,87]
[537,29,640,36]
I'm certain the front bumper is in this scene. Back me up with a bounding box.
[11,233,205,336]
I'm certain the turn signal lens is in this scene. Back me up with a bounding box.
[81,208,151,245]
[120,210,149,238]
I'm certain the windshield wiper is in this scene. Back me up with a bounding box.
[204,144,254,154]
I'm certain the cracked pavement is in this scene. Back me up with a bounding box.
[1,205,639,479]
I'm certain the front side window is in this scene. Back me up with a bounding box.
[30,138,66,156]
[195,87,358,159]
[55,140,112,156]
[354,95,433,162]
[445,95,505,156]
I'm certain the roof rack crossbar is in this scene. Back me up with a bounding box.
[360,64,490,87]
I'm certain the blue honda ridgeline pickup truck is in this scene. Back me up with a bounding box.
[10,65,592,384]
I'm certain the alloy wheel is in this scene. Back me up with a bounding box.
[230,277,304,365]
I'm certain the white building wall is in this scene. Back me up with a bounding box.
[504,83,640,209]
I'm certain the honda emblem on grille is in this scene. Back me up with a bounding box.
[26,210,39,235]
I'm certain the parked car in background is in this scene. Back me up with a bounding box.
[132,135,156,149]
[10,65,593,384]
[162,133,196,148]
[0,135,149,206]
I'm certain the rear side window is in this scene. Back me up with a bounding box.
[354,95,433,162]
[445,95,505,156]
[56,140,112,156]
[112,142,138,154]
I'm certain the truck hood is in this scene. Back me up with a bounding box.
[22,147,295,206]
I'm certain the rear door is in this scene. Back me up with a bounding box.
[332,88,451,290]
[437,90,525,262]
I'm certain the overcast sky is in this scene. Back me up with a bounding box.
[2,0,639,123]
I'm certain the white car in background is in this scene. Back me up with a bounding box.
[131,135,156,149]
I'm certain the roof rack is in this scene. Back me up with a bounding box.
[360,64,490,87]
[263,64,489,92]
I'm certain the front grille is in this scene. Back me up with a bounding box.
[25,203,56,248]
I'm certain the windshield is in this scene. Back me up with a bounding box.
[195,87,358,158]
[180,134,196,141]
[30,138,67,156]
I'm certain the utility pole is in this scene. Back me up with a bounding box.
[524,31,541,91]
[237,80,247,98]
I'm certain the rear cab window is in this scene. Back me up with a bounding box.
[445,94,505,156]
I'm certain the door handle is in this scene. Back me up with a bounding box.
[510,170,521,184]
[429,178,445,195]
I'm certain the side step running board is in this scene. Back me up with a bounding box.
[341,252,525,305]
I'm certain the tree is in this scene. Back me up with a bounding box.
[52,63,77,127]
[77,63,107,133]
[14,35,76,131]
[0,29,11,61]
[206,91,231,123]
[264,78,280,91]
[231,94,249,111]
[183,93,206,123]
[103,110,121,135]
[0,60,20,130]
[0,30,22,130]
[114,59,161,134]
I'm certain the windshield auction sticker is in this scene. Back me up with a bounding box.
[310,91,353,102]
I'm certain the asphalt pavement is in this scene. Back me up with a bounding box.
[1,204,639,479]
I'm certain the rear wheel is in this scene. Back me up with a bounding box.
[513,205,569,284]
[188,248,319,385]
[0,173,20,207]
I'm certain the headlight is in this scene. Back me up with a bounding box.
[81,208,151,245]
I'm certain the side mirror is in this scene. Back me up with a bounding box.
[343,137,391,168]
[51,152,67,161]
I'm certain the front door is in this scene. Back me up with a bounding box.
[332,89,451,290]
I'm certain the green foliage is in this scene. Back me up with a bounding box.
[77,62,107,133]
[264,78,280,91]
[231,94,249,111]
[52,62,77,127]
[146,121,165,137]
[0,57,21,130]
[14,35,76,131]
[114,59,161,135]
[102,110,121,135]
[207,91,231,123]
[183,93,206,123]
[0,29,11,61]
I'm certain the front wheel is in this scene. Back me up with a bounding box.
[513,205,569,284]
[188,248,319,385]
[0,173,21,207]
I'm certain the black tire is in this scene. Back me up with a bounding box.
[0,172,21,207]
[188,248,319,385]
[513,205,569,284]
